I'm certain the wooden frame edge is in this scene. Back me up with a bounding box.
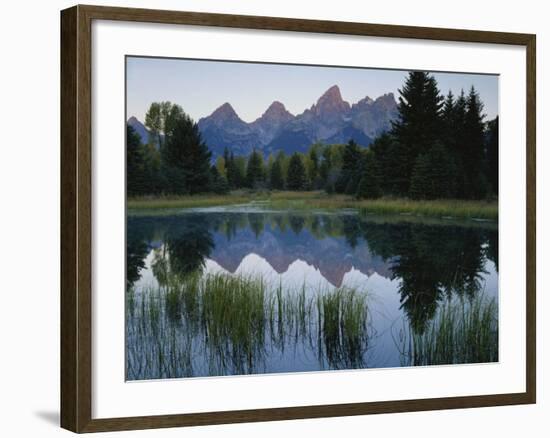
[61,4,78,432]
[61,4,93,432]
[60,4,537,433]
[525,33,536,405]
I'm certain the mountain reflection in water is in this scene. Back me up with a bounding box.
[126,210,498,380]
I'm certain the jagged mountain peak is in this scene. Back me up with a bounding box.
[352,96,374,109]
[259,101,293,121]
[132,87,398,158]
[209,102,241,121]
[374,92,397,107]
[319,85,343,102]
[313,85,350,117]
[253,100,294,124]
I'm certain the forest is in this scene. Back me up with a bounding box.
[127,71,499,201]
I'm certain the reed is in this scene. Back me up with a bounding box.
[400,296,498,366]
[126,272,372,380]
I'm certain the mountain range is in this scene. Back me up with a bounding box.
[128,85,398,157]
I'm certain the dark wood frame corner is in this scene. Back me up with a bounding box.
[60,4,536,433]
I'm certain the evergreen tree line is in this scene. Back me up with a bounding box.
[363,72,499,200]
[128,72,498,200]
[127,101,227,196]
[218,145,325,192]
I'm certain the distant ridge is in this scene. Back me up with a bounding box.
[128,85,398,157]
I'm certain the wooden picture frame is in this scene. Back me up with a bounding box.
[61,4,536,433]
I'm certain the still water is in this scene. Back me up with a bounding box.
[126,208,498,380]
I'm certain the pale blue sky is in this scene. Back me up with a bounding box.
[126,56,498,123]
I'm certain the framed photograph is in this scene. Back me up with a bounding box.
[60,4,536,433]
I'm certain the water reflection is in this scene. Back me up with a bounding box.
[126,210,498,379]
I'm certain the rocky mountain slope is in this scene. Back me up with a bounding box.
[128,85,398,157]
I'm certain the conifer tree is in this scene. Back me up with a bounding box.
[126,124,147,196]
[335,140,362,194]
[141,143,162,194]
[225,151,237,188]
[441,91,456,149]
[269,158,285,190]
[370,132,399,195]
[356,151,382,199]
[223,147,230,169]
[409,153,432,200]
[234,156,247,188]
[391,72,443,195]
[486,116,499,196]
[319,146,332,183]
[266,153,275,186]
[209,165,229,194]
[449,90,468,197]
[410,142,455,199]
[462,86,487,198]
[307,148,320,188]
[246,149,265,188]
[162,104,212,194]
[286,153,307,190]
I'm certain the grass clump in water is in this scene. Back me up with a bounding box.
[126,271,372,380]
[201,274,267,373]
[399,296,498,366]
[319,288,371,369]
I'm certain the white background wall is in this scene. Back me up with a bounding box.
[0,0,546,436]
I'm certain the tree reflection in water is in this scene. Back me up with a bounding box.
[126,211,498,379]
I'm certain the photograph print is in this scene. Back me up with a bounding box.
[125,57,499,381]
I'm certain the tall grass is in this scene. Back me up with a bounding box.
[127,193,252,210]
[318,288,371,369]
[267,192,497,220]
[398,296,498,366]
[127,270,498,380]
[126,272,372,380]
[128,191,497,221]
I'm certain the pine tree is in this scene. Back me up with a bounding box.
[234,156,247,188]
[141,143,162,194]
[409,153,432,200]
[223,147,230,169]
[307,148,320,189]
[441,91,456,150]
[209,165,229,194]
[320,146,338,193]
[356,151,382,199]
[449,90,468,197]
[486,116,499,196]
[319,146,332,182]
[370,132,400,195]
[286,153,307,190]
[269,159,285,190]
[462,86,487,198]
[225,151,237,188]
[265,153,275,186]
[429,142,456,198]
[162,106,212,194]
[126,124,147,195]
[391,72,444,195]
[246,149,265,189]
[335,140,362,194]
[410,142,455,200]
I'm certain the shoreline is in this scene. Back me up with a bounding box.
[127,191,498,221]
